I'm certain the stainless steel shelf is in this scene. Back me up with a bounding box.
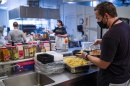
[0,58,34,65]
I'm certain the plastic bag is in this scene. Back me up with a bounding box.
[34,55,65,75]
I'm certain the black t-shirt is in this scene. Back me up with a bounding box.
[98,22,130,86]
[53,27,67,35]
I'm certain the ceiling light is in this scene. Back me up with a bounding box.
[63,0,98,2]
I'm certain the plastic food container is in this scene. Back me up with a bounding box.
[35,61,64,75]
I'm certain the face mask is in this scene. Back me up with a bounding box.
[97,21,107,29]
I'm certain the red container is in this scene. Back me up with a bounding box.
[15,60,35,73]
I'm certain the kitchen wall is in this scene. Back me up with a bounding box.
[60,4,99,42]
[117,7,130,18]
[60,4,130,41]
[0,9,9,27]
[0,3,130,40]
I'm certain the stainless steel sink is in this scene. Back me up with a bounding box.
[3,72,55,86]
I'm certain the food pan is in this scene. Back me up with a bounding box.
[64,61,92,73]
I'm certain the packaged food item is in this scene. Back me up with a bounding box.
[44,41,50,52]
[32,42,37,56]
[28,42,33,57]
[23,45,29,58]
[41,46,46,52]
[16,43,24,59]
[10,46,19,60]
[6,43,12,59]
[1,47,10,62]
[39,43,46,52]
[62,37,69,51]
[50,43,56,51]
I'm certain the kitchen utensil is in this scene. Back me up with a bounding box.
[72,50,81,55]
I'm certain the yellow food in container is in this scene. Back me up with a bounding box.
[63,57,88,67]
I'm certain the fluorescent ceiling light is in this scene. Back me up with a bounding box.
[68,2,75,4]
[0,0,7,4]
[90,1,99,7]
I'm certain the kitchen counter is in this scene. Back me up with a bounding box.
[45,66,99,86]
[55,47,81,56]
[1,47,98,86]
[1,66,98,86]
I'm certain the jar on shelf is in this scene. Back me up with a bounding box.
[63,37,69,51]
[39,42,46,52]
[6,43,12,59]
[16,43,24,59]
[1,47,10,62]
[23,44,29,58]
[28,42,33,57]
[32,42,37,56]
[11,46,19,60]
[44,41,50,52]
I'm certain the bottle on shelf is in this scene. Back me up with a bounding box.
[63,37,69,51]
[16,43,24,59]
[23,44,29,58]
[1,47,10,62]
[28,42,33,58]
[10,46,19,60]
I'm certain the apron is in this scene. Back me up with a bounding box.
[55,36,65,50]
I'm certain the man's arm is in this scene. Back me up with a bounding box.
[89,37,118,69]
[87,55,110,69]
[76,52,110,69]
[93,39,102,45]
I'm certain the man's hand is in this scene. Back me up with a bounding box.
[75,52,88,60]
[93,39,102,45]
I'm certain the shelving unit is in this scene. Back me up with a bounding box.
[0,58,34,65]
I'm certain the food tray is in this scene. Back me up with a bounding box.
[65,61,92,73]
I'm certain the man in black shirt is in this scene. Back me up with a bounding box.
[77,1,130,86]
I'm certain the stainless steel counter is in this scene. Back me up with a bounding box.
[45,66,99,86]
[55,47,81,55]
